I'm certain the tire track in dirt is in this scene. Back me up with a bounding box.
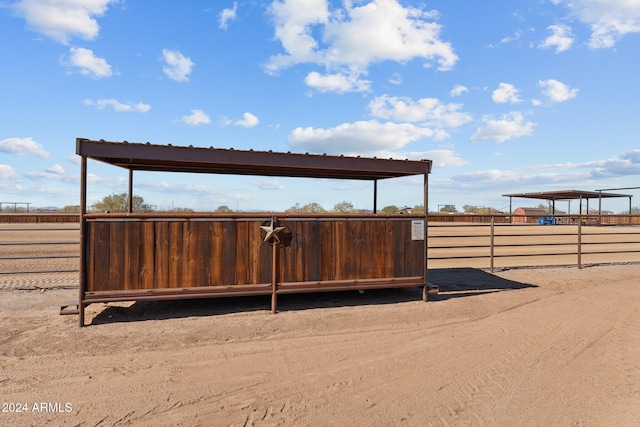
[434,278,638,426]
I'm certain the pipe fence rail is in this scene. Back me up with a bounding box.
[428,214,640,271]
[1,214,639,275]
[0,223,80,274]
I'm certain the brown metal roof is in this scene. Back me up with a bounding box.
[76,138,432,180]
[503,190,631,200]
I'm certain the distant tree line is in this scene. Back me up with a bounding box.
[8,193,635,214]
[85,193,425,214]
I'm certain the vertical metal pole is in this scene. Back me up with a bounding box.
[579,196,583,215]
[490,216,495,273]
[373,179,378,214]
[509,197,513,224]
[79,155,87,327]
[128,169,134,213]
[598,192,602,215]
[422,173,429,302]
[271,240,278,314]
[577,216,582,269]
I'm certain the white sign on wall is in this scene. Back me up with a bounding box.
[411,220,425,240]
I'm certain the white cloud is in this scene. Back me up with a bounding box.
[254,180,285,190]
[46,164,65,174]
[64,47,112,79]
[220,2,238,30]
[162,49,195,82]
[181,109,211,126]
[266,0,457,92]
[492,83,521,104]
[471,112,536,143]
[0,164,19,180]
[221,112,260,128]
[235,112,260,128]
[553,0,640,48]
[538,79,578,103]
[388,73,402,85]
[368,95,472,128]
[0,137,51,158]
[448,149,640,194]
[487,30,524,48]
[304,71,371,93]
[11,0,116,44]
[288,120,437,156]
[84,98,151,112]
[486,29,527,48]
[587,149,640,178]
[539,24,574,53]
[423,149,468,168]
[452,169,523,185]
[450,84,468,97]
[67,154,81,165]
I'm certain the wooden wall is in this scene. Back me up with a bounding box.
[85,217,424,294]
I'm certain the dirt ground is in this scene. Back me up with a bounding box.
[1,263,639,426]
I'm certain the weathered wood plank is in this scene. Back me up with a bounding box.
[124,221,141,290]
[371,220,386,278]
[168,221,183,288]
[235,221,249,285]
[139,221,155,289]
[248,220,262,284]
[209,221,223,286]
[154,221,169,289]
[221,222,236,285]
[93,222,110,291]
[306,220,321,281]
[107,222,121,291]
[393,220,405,277]
[320,220,335,281]
[86,223,97,292]
[383,221,394,277]
[182,221,209,287]
[259,223,272,284]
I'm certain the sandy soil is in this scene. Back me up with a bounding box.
[1,264,639,426]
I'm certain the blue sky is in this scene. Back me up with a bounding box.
[1,0,639,213]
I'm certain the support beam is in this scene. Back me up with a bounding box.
[373,179,378,214]
[128,169,134,213]
[423,173,429,302]
[79,156,87,327]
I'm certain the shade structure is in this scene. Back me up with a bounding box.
[76,138,433,326]
[503,189,632,215]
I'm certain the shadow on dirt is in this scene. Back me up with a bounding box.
[428,267,537,301]
[90,268,536,325]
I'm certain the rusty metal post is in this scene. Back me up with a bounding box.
[79,156,87,327]
[128,169,133,213]
[577,216,582,269]
[271,239,278,314]
[490,216,495,273]
[373,179,378,214]
[422,173,429,302]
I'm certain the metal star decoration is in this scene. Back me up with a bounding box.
[260,218,286,244]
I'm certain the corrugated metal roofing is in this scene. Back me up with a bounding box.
[76,138,432,180]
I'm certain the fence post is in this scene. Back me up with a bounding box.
[577,216,582,269]
[490,216,495,272]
